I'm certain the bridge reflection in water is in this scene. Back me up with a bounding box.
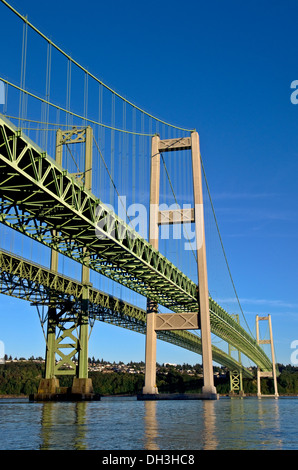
[40,401,88,450]
[36,396,284,450]
[39,398,219,450]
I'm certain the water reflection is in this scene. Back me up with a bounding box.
[144,401,159,450]
[6,396,289,450]
[142,398,218,450]
[257,399,282,449]
[202,400,218,450]
[222,397,283,450]
[39,402,88,450]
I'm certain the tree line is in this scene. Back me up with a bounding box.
[1,361,298,396]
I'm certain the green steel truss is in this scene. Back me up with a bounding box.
[0,115,272,371]
[0,248,253,377]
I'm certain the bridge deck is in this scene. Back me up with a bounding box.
[0,248,253,377]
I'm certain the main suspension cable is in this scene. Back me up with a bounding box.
[1,0,193,133]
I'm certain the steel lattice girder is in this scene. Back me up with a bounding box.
[0,248,253,377]
[0,115,271,371]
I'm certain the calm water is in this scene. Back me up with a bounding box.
[0,396,297,450]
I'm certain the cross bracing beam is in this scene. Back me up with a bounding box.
[0,115,272,371]
[0,248,253,378]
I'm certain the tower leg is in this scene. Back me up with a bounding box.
[36,307,60,398]
[33,126,97,401]
[191,132,217,399]
[44,307,57,380]
[143,299,158,394]
[256,315,279,398]
[143,135,160,396]
[72,281,93,396]
[257,368,261,398]
[268,315,279,398]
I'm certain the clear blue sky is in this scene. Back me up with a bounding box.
[0,0,297,368]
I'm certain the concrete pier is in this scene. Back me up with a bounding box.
[29,378,101,402]
[137,392,219,401]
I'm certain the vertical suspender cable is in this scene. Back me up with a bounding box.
[16,15,28,257]
[132,108,136,207]
[83,71,88,173]
[84,71,88,127]
[42,41,52,151]
[66,58,71,128]
[110,93,115,208]
[140,112,145,206]
[122,101,127,218]
[98,83,103,200]
[18,16,28,129]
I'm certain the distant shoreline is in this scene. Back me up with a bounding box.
[1,393,298,399]
[0,394,27,398]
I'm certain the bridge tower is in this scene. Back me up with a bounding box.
[36,126,95,400]
[256,314,279,398]
[142,132,218,399]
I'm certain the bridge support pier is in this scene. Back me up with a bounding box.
[229,370,245,397]
[228,315,245,397]
[32,300,99,401]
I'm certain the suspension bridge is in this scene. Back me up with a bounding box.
[0,0,278,400]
